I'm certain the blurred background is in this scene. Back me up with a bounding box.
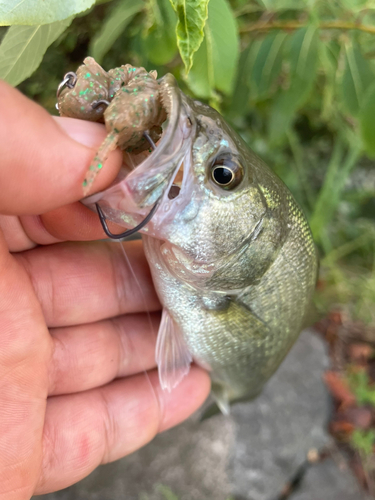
[2,0,375,497]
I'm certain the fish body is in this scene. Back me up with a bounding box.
[83,73,318,411]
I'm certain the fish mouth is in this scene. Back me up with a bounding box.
[82,74,194,234]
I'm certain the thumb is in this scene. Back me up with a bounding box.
[0,80,122,215]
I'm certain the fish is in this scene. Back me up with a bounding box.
[59,62,318,413]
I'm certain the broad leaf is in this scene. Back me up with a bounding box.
[0,0,94,25]
[269,26,319,143]
[187,0,239,98]
[251,31,287,99]
[228,42,255,116]
[169,0,209,72]
[228,33,284,116]
[185,32,212,98]
[90,0,144,64]
[0,19,72,86]
[143,0,177,65]
[360,82,375,157]
[340,41,374,117]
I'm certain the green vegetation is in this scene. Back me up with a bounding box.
[156,484,180,500]
[348,368,375,406]
[1,0,375,325]
[351,429,375,458]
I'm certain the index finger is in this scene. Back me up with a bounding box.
[0,81,122,216]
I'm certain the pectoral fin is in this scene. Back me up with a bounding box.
[155,309,193,392]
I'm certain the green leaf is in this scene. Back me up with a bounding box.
[319,41,340,121]
[0,0,94,25]
[142,0,177,65]
[169,0,209,72]
[0,19,72,86]
[360,81,375,157]
[340,41,374,117]
[187,0,239,98]
[260,0,310,9]
[90,0,144,64]
[268,26,319,143]
[228,32,285,117]
[185,33,212,97]
[251,31,287,99]
[156,485,180,500]
[228,42,254,116]
[310,138,361,242]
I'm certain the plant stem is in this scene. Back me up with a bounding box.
[240,20,375,36]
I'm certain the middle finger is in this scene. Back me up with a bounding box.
[48,312,160,396]
[15,239,161,327]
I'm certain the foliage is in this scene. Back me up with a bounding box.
[1,0,375,324]
[348,368,375,406]
[351,429,375,458]
[156,484,180,500]
[89,0,143,63]
[0,0,95,25]
[169,0,209,72]
[187,0,238,99]
[0,19,72,86]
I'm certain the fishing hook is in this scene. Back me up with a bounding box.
[91,99,111,109]
[143,130,156,150]
[96,201,159,240]
[96,130,159,240]
[56,71,77,98]
[55,71,78,110]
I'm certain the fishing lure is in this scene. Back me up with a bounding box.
[57,57,166,195]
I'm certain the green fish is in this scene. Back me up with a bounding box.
[81,72,318,413]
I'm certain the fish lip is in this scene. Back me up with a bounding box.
[82,74,194,229]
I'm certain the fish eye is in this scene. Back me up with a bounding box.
[210,156,243,190]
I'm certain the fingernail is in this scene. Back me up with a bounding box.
[53,116,107,148]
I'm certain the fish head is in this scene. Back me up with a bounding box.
[83,74,289,293]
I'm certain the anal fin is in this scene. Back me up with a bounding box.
[155,309,192,392]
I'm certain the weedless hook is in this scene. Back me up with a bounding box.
[96,130,159,240]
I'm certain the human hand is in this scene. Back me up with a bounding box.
[0,82,210,500]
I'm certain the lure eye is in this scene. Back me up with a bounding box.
[210,157,243,190]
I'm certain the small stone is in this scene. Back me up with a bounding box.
[307,448,320,463]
